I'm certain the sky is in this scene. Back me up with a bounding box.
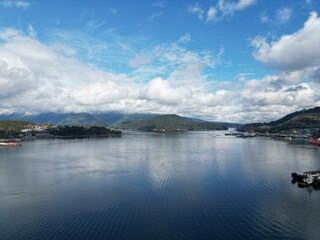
[0,0,319,123]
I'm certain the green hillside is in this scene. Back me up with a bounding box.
[120,114,227,131]
[0,120,33,138]
[238,107,320,133]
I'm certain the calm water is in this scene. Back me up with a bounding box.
[1,131,320,240]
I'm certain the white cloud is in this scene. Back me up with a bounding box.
[129,55,153,68]
[1,23,318,123]
[207,7,218,22]
[129,41,222,85]
[0,27,232,121]
[150,12,162,21]
[217,0,256,13]
[139,77,192,105]
[235,72,254,81]
[0,28,21,40]
[152,1,165,8]
[238,75,320,121]
[0,27,238,121]
[260,12,270,24]
[275,7,293,25]
[235,0,256,10]
[0,28,134,113]
[152,43,219,69]
[1,0,30,8]
[188,3,205,20]
[260,7,293,26]
[205,0,257,22]
[252,12,320,76]
[149,1,165,20]
[193,90,234,107]
[0,57,36,98]
[69,82,129,106]
[178,33,191,44]
[27,24,37,38]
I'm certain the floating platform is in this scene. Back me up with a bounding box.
[291,170,320,188]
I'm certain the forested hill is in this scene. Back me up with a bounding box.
[0,120,33,132]
[238,107,320,133]
[0,120,33,138]
[119,114,228,131]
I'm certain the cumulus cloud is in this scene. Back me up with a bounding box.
[238,75,320,122]
[0,26,237,121]
[0,57,36,98]
[0,28,133,113]
[252,11,320,83]
[1,21,318,123]
[139,77,192,105]
[69,82,129,106]
[193,90,234,107]
[1,0,30,8]
[0,28,21,40]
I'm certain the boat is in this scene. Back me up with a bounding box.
[291,170,320,188]
[236,132,256,138]
[309,138,320,146]
[0,139,22,146]
[152,128,165,133]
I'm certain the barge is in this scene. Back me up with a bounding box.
[291,170,320,188]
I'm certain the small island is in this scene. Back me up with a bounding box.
[0,120,121,140]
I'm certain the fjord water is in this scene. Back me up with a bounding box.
[1,132,320,240]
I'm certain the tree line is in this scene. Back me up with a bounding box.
[48,126,121,136]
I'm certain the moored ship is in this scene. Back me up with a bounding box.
[310,138,320,146]
[0,139,22,146]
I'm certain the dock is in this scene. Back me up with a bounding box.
[291,170,320,188]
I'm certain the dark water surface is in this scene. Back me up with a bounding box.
[1,131,320,240]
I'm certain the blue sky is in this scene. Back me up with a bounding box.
[0,0,319,122]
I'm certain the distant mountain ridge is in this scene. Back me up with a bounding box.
[0,112,238,130]
[2,108,318,132]
[119,114,228,131]
[0,112,156,126]
[238,107,320,133]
